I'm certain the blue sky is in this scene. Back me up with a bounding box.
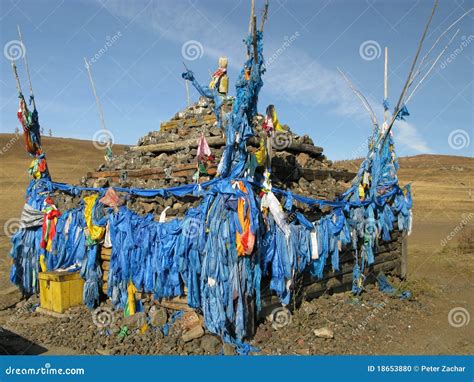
[0,0,472,160]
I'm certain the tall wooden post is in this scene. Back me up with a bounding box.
[383,47,388,124]
[17,25,36,109]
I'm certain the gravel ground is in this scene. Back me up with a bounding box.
[0,277,427,356]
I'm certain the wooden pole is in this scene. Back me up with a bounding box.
[410,8,473,87]
[84,57,108,135]
[247,0,255,59]
[185,79,191,107]
[17,25,35,109]
[405,28,460,105]
[248,0,255,35]
[337,68,378,128]
[260,0,269,32]
[252,15,258,65]
[383,47,388,124]
[11,61,23,96]
[380,0,438,148]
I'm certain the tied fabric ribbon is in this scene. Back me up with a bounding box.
[255,138,266,166]
[236,182,255,256]
[395,105,410,120]
[28,155,47,180]
[17,96,42,155]
[209,67,227,89]
[40,197,61,252]
[125,281,148,333]
[196,133,214,179]
[197,133,212,160]
[99,187,121,212]
[262,105,285,134]
[83,195,105,242]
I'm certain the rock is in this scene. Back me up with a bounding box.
[93,177,109,188]
[140,202,156,214]
[295,348,310,355]
[96,348,111,355]
[182,325,204,342]
[223,343,235,355]
[298,177,309,190]
[149,306,168,327]
[200,334,221,354]
[296,152,310,167]
[176,311,203,331]
[122,312,146,329]
[314,327,334,339]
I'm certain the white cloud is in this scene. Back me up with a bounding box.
[393,120,432,154]
[99,0,431,155]
[99,0,246,68]
[264,52,367,119]
[101,0,364,115]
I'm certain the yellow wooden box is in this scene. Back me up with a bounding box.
[39,271,84,313]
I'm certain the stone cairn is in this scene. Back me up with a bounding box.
[55,97,355,221]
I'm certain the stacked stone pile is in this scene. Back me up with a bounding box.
[54,97,355,220]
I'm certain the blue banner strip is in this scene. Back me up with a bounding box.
[0,356,472,382]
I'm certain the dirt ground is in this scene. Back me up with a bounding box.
[0,134,472,355]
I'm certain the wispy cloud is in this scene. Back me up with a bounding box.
[99,0,247,68]
[100,0,431,155]
[264,52,366,119]
[393,120,432,154]
[100,0,363,115]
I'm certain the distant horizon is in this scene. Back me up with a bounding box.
[1,131,472,163]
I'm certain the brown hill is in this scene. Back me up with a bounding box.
[2,133,471,226]
[0,134,127,223]
[0,135,472,354]
[335,154,474,222]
